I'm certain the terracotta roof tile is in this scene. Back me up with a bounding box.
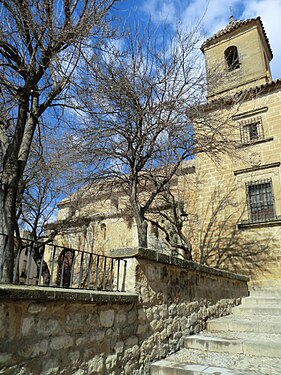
[201,16,273,59]
[208,78,281,105]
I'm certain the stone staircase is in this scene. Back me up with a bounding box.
[150,289,281,375]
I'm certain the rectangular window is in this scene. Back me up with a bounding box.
[240,117,264,144]
[246,179,275,223]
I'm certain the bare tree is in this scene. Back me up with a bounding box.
[0,0,116,282]
[16,134,59,241]
[146,189,194,260]
[67,24,239,248]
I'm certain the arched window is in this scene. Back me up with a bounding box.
[150,222,159,238]
[100,223,107,240]
[224,46,240,71]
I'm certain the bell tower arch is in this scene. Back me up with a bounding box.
[201,17,273,100]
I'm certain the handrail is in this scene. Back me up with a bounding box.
[0,233,127,292]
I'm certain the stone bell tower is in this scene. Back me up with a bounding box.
[201,16,273,100]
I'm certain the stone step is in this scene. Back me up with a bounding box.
[207,315,281,334]
[250,288,281,297]
[242,296,281,306]
[232,305,281,316]
[204,330,281,342]
[150,348,281,375]
[150,359,256,375]
[151,289,281,375]
[184,334,281,358]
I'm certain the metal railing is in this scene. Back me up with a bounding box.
[0,234,127,292]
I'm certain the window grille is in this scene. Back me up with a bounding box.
[240,117,264,144]
[246,179,276,223]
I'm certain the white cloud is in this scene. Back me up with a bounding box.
[181,0,239,33]
[142,0,177,25]
[141,0,281,79]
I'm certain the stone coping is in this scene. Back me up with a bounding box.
[111,247,249,282]
[233,161,280,175]
[0,284,138,304]
[238,219,281,229]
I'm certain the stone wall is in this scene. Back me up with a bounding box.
[0,249,248,374]
[196,87,281,287]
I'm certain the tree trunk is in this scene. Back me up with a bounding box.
[0,98,37,283]
[130,181,148,248]
[0,153,26,282]
[0,180,17,283]
[131,201,148,248]
[136,219,148,248]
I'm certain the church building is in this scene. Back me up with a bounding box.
[51,16,281,288]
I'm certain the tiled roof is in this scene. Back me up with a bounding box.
[201,16,273,59]
[208,78,281,105]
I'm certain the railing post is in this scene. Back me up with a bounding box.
[122,260,127,292]
[110,258,114,291]
[102,256,107,290]
[25,241,34,285]
[60,252,66,288]
[69,251,76,288]
[12,239,22,284]
[0,234,9,281]
[95,255,100,289]
[78,251,84,288]
[37,244,46,286]
[116,259,120,291]
[50,246,57,286]
[87,254,93,289]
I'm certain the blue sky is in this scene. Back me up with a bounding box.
[116,0,281,79]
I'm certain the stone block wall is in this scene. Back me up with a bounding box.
[0,291,138,375]
[0,249,248,374]
[196,87,281,287]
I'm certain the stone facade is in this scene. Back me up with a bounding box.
[197,17,281,287]
[0,249,248,374]
[49,161,198,258]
